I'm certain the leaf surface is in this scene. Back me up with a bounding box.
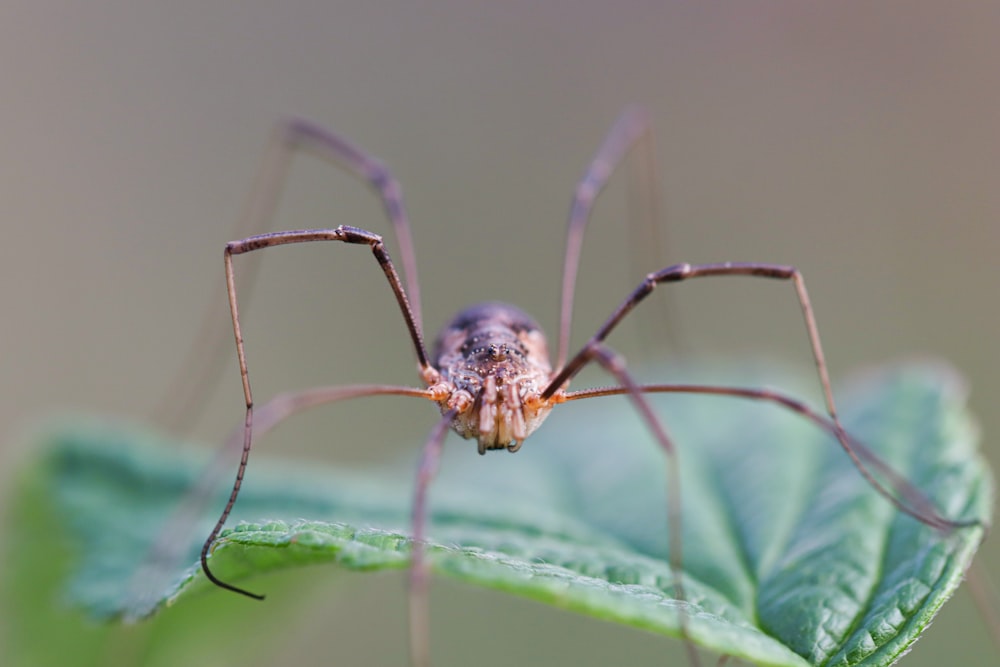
[15,363,994,666]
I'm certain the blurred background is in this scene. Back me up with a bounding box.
[1,2,997,665]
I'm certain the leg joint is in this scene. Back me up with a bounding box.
[338,225,382,245]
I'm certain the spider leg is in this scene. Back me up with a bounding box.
[284,120,423,325]
[552,340,701,666]
[567,382,978,532]
[407,410,456,667]
[557,106,663,370]
[543,260,984,664]
[197,381,437,600]
[202,225,434,599]
[544,261,975,532]
[154,120,422,430]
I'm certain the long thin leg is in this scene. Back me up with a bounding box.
[566,378,984,663]
[544,260,964,664]
[184,384,435,601]
[545,262,966,530]
[624,111,665,291]
[552,355,979,664]
[226,225,434,392]
[549,263,829,402]
[408,410,456,667]
[557,106,659,371]
[572,263,933,522]
[566,382,978,532]
[154,119,423,430]
[203,225,435,599]
[623,115,684,358]
[556,341,701,666]
[286,120,423,326]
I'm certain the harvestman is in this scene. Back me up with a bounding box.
[185,109,976,666]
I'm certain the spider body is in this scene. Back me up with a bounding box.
[430,301,562,454]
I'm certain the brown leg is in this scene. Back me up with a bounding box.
[544,261,967,529]
[557,106,661,370]
[566,382,976,532]
[546,261,982,664]
[201,225,432,599]
[154,119,423,430]
[555,340,701,666]
[408,410,456,667]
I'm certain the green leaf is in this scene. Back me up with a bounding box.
[10,363,994,666]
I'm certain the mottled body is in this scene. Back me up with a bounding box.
[430,302,560,453]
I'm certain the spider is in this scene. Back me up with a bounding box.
[188,108,971,667]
